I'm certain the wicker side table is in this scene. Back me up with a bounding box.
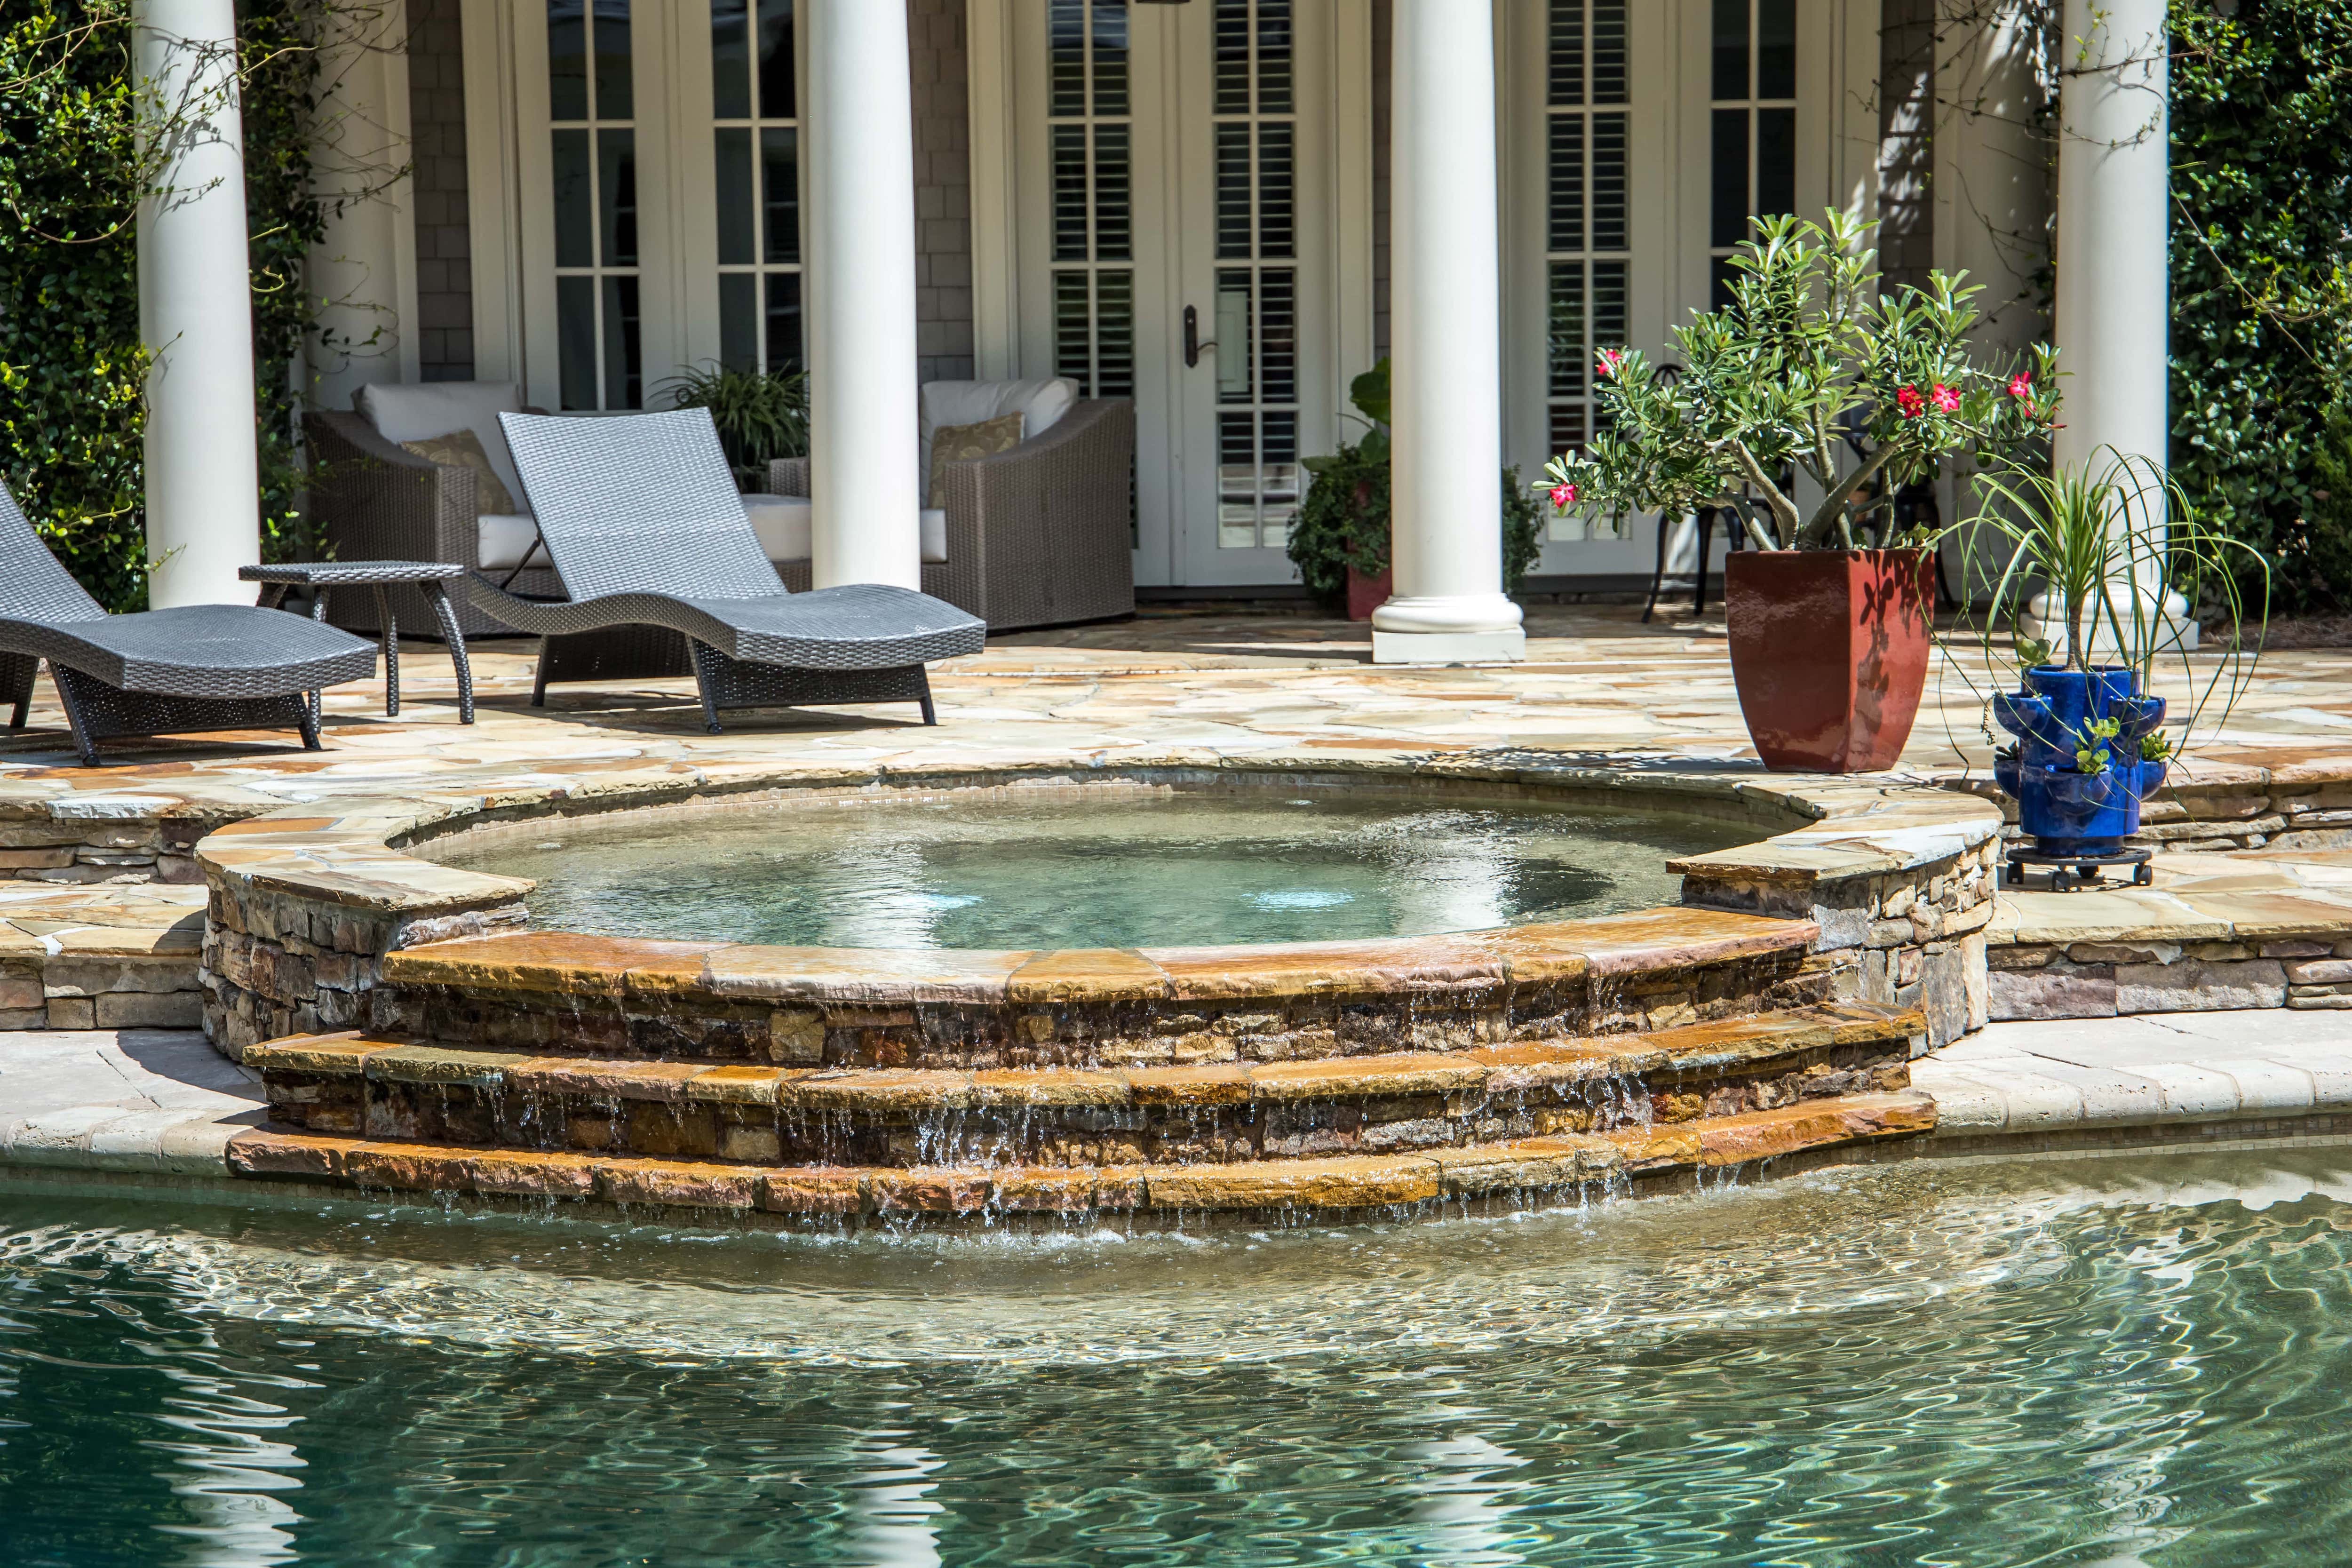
[239,562,475,724]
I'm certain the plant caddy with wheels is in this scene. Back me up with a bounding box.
[1957,451,2267,892]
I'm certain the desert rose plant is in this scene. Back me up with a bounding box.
[1544,211,2059,549]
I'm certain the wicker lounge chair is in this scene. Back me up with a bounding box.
[462,408,986,731]
[0,483,377,768]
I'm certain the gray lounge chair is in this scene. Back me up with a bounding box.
[463,408,986,732]
[0,484,377,768]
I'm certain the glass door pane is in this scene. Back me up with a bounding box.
[549,0,644,409]
[710,0,803,374]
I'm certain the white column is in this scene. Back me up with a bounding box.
[1370,0,1524,665]
[2024,0,2192,650]
[135,0,261,608]
[804,0,922,592]
[1936,0,2050,604]
[2052,0,2169,479]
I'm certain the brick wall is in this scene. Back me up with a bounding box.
[406,0,473,383]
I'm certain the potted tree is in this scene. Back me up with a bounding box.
[1545,213,2057,771]
[1965,451,2267,887]
[1290,361,1542,619]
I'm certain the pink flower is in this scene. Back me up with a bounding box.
[2007,372,2033,400]
[1931,383,1961,413]
[1549,483,1578,510]
[1895,385,1926,420]
[1597,348,1624,379]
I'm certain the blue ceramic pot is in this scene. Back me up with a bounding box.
[1992,667,2168,858]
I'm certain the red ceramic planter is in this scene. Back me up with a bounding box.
[1345,565,1393,622]
[1723,548,1935,772]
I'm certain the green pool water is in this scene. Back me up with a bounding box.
[8,1151,2352,1565]
[429,786,1754,950]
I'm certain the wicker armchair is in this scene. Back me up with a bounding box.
[302,409,562,638]
[769,397,1134,631]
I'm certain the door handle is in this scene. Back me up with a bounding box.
[1184,304,1216,368]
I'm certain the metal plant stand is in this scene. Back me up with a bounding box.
[2002,844,2155,893]
[241,562,475,724]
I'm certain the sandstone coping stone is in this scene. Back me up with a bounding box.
[2205,1058,2317,1116]
[2127,1062,2248,1121]
[378,933,722,997]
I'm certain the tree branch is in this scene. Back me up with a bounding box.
[1728,441,1802,546]
[1804,442,1900,547]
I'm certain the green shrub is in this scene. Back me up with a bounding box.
[659,363,810,490]
[2170,0,2352,611]
[1285,359,1542,614]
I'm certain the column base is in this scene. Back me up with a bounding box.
[1370,628,1528,665]
[2018,589,2199,657]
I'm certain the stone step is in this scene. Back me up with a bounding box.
[244,1002,1924,1170]
[225,1090,1937,1219]
[348,907,1837,1070]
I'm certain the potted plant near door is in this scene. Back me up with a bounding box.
[1963,451,2267,887]
[1544,212,2058,771]
[1288,361,1543,619]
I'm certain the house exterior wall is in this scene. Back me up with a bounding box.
[407,0,473,383]
[911,0,977,382]
[1876,0,1936,294]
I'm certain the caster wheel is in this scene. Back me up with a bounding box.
[2005,860,2023,887]
[2075,864,2103,885]
[2133,862,2153,886]
[2050,867,2074,892]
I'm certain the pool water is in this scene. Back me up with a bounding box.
[432,787,1754,950]
[8,1152,2352,1565]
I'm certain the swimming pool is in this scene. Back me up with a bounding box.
[8,1148,2350,1564]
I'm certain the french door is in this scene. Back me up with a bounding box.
[467,0,804,413]
[984,0,1370,588]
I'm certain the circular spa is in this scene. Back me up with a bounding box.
[226,768,1936,1229]
[427,779,1757,950]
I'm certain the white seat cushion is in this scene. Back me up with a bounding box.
[475,514,543,572]
[737,495,948,567]
[742,494,812,564]
[358,382,531,517]
[917,377,1078,498]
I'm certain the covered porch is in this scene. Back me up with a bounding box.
[135,0,2172,661]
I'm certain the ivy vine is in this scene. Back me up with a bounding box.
[0,0,351,610]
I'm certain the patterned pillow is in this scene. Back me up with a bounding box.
[400,429,518,516]
[926,413,1025,508]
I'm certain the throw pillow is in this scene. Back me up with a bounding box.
[926,413,1025,508]
[400,429,518,516]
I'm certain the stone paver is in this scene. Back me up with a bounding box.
[1915,1009,2352,1139]
[0,1029,263,1175]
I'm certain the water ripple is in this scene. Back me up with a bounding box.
[4,1152,2352,1564]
